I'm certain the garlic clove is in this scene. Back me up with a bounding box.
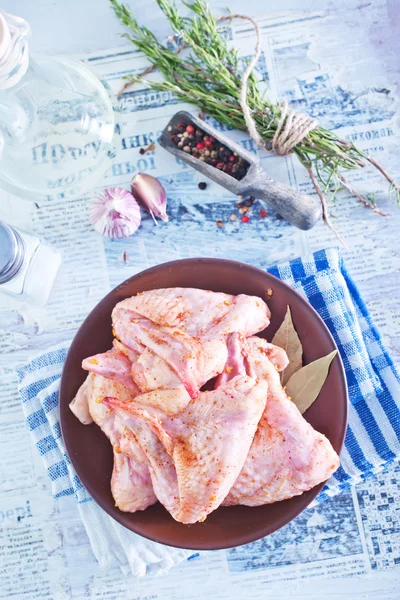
[90,187,141,239]
[131,173,168,224]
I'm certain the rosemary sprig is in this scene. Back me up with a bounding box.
[110,0,400,220]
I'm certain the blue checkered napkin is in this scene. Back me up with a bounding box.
[268,247,400,501]
[17,344,193,576]
[18,345,90,502]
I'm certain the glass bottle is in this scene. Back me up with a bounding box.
[0,221,61,306]
[0,10,114,202]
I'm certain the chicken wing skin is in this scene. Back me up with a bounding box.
[82,348,140,393]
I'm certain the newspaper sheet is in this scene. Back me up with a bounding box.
[0,2,399,598]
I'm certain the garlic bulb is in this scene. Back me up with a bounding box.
[90,187,141,239]
[131,173,168,224]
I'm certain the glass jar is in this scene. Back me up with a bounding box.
[0,10,114,202]
[0,221,61,306]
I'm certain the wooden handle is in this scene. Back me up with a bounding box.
[247,175,322,231]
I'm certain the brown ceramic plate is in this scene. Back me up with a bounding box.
[60,258,348,550]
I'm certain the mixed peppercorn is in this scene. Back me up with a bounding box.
[168,122,250,180]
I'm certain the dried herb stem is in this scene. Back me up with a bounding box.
[338,175,386,216]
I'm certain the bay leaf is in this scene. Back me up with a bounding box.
[271,306,303,385]
[285,350,338,414]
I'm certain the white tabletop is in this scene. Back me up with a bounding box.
[5,0,395,55]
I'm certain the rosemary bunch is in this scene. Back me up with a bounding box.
[110,0,400,224]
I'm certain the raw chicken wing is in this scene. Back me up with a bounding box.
[70,373,156,512]
[223,337,340,505]
[103,375,268,524]
[112,288,270,398]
